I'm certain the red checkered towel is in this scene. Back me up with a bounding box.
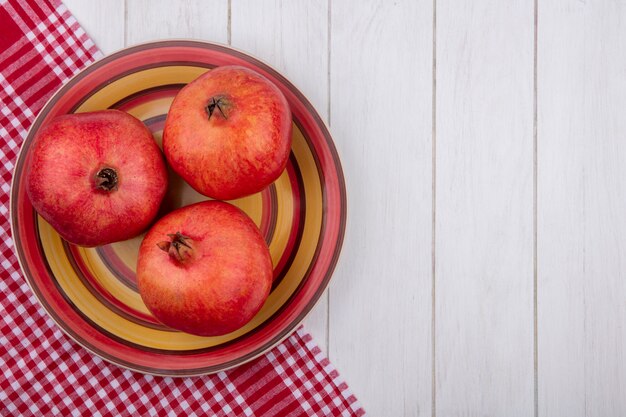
[0,1,365,415]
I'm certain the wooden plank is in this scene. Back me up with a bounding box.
[230,0,331,354]
[538,2,626,416]
[329,1,433,415]
[63,0,124,54]
[435,0,534,415]
[126,0,228,46]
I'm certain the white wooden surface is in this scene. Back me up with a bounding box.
[538,1,626,416]
[435,1,535,415]
[62,0,626,415]
[329,2,433,416]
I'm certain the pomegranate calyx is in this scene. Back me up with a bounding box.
[157,231,194,263]
[94,167,118,192]
[205,96,228,120]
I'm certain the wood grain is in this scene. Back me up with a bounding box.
[435,0,534,415]
[62,0,124,54]
[229,0,331,354]
[126,0,228,46]
[329,1,433,415]
[538,2,626,416]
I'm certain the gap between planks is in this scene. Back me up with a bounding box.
[431,0,437,416]
[533,0,539,415]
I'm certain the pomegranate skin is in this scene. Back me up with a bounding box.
[26,110,168,247]
[136,201,273,337]
[163,65,292,200]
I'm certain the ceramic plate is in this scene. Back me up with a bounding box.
[10,40,346,376]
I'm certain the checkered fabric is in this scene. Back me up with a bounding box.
[0,1,365,415]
